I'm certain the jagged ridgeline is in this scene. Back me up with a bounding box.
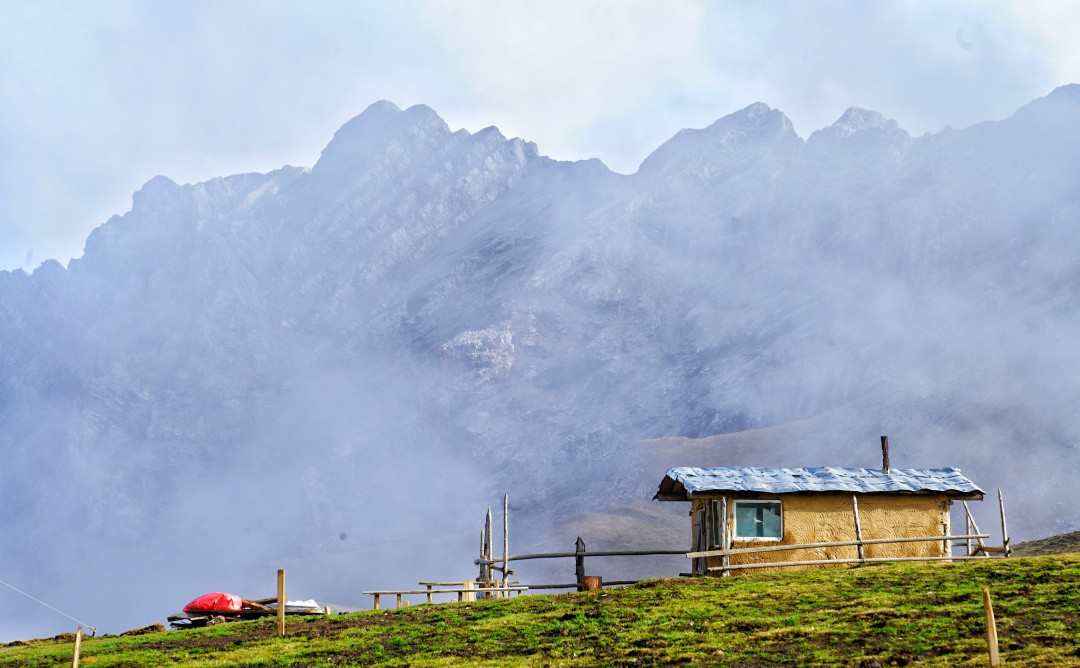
[1,86,1079,637]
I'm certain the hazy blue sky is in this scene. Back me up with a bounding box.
[0,0,1076,271]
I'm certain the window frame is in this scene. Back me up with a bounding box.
[732,499,784,541]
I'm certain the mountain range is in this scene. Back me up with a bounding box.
[1,85,1079,637]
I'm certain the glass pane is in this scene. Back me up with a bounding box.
[760,503,782,537]
[734,501,781,539]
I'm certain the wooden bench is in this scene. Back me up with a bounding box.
[362,584,527,610]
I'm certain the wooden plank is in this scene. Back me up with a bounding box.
[242,600,275,612]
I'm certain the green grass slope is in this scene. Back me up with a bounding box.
[2,554,1078,667]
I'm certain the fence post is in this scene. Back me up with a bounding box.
[277,570,286,637]
[720,497,730,577]
[71,627,82,668]
[502,494,509,597]
[852,496,865,563]
[965,508,972,556]
[485,507,493,589]
[983,587,1000,667]
[575,537,586,590]
[998,489,1011,557]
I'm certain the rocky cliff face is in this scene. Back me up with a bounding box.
[2,88,1079,636]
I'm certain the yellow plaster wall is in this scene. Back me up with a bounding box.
[693,493,951,574]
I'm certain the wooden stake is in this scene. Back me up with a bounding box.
[485,507,493,588]
[503,494,509,598]
[965,508,973,556]
[71,627,82,668]
[998,489,1011,557]
[575,537,586,590]
[983,587,1000,667]
[478,529,486,582]
[720,497,730,577]
[852,495,865,563]
[276,569,286,637]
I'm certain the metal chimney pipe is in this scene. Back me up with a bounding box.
[881,435,890,473]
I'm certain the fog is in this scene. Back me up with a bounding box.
[1,89,1079,639]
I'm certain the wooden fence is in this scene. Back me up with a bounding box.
[472,491,1011,591]
[687,532,994,575]
[477,537,687,590]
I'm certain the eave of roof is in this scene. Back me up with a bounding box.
[654,466,984,501]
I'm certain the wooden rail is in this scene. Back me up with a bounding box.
[686,534,989,559]
[686,533,996,574]
[478,548,685,563]
[363,586,527,610]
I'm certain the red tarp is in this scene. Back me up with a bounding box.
[183,592,243,613]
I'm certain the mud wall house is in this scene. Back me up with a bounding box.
[654,466,984,574]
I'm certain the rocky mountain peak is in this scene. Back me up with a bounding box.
[807,107,907,146]
[312,100,452,176]
[637,102,799,175]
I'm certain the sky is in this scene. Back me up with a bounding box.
[0,0,1077,272]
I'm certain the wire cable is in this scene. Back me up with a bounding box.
[0,577,96,635]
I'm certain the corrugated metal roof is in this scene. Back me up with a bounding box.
[656,466,984,500]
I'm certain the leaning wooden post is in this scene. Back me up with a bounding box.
[852,495,865,563]
[983,587,1000,667]
[998,489,1011,557]
[963,501,988,556]
[575,537,586,591]
[71,627,82,668]
[276,569,286,637]
[967,509,976,556]
[502,494,509,598]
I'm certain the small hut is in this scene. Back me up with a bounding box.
[654,464,984,575]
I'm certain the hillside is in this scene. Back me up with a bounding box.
[2,86,1080,638]
[1,555,1077,667]
[1012,531,1080,557]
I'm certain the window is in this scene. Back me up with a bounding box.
[733,500,783,540]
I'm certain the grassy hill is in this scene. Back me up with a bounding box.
[1,554,1078,667]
